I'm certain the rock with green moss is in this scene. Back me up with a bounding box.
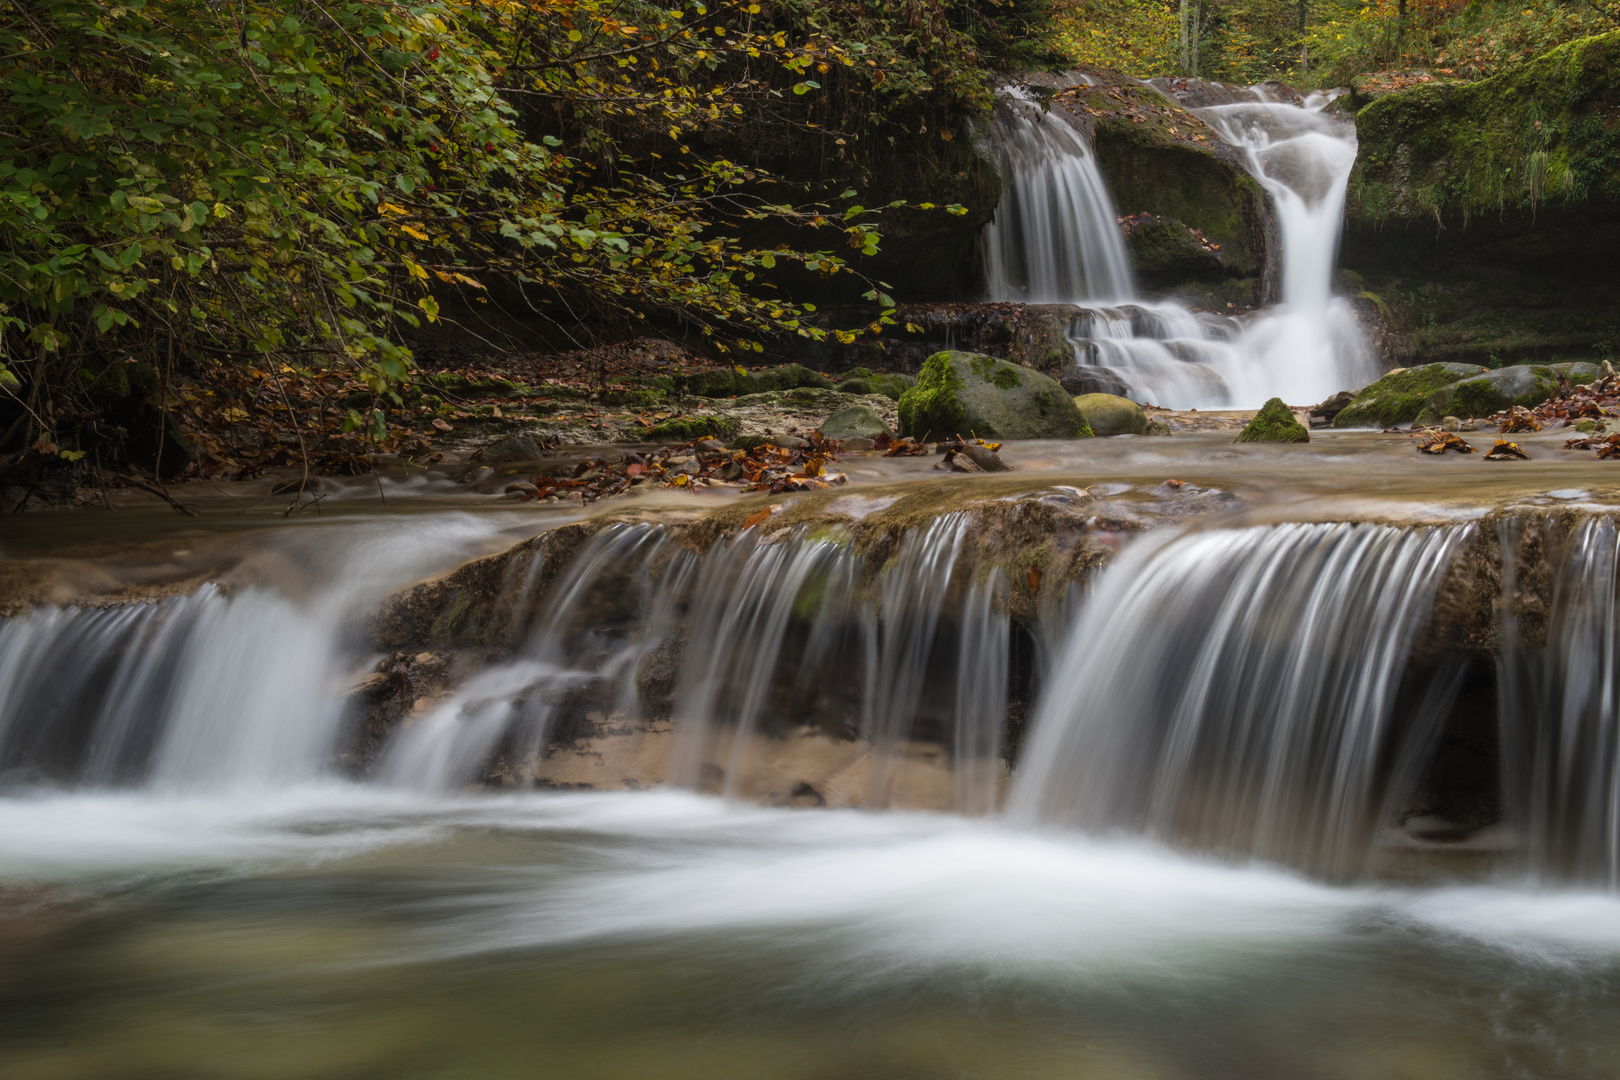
[1332,364,1482,428]
[1238,398,1309,443]
[744,363,832,394]
[1073,393,1147,436]
[645,416,740,442]
[1346,32,1620,266]
[818,405,892,441]
[1415,362,1601,423]
[896,351,1088,440]
[836,368,915,401]
[684,368,746,398]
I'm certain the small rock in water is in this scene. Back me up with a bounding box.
[842,436,875,450]
[1441,416,1461,432]
[1236,398,1309,443]
[480,434,544,464]
[1074,393,1148,437]
[503,482,539,495]
[818,404,892,442]
[1459,419,1479,432]
[458,466,495,485]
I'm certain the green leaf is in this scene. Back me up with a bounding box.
[418,295,440,322]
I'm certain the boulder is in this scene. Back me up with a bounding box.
[1309,389,1356,427]
[1237,398,1309,443]
[480,434,545,463]
[818,405,892,441]
[1073,393,1147,436]
[1060,368,1132,397]
[1415,363,1601,424]
[1332,364,1483,429]
[896,351,1089,441]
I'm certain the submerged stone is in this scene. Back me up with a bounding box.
[1073,393,1147,436]
[1237,398,1309,443]
[896,351,1088,441]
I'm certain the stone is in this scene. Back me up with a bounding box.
[1441,416,1461,432]
[896,351,1089,441]
[1060,369,1131,397]
[1237,397,1309,443]
[480,434,544,464]
[503,482,539,495]
[1309,389,1356,427]
[818,404,892,441]
[1073,393,1148,436]
[1415,363,1601,425]
[842,437,875,450]
[1333,364,1486,428]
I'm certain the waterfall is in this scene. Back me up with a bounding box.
[1009,522,1469,875]
[1503,515,1620,887]
[1197,92,1379,406]
[981,98,1135,303]
[979,84,1375,409]
[0,516,518,791]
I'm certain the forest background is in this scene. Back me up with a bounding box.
[0,0,1614,489]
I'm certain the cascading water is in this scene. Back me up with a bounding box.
[1009,522,1469,875]
[1502,515,1620,887]
[0,516,524,791]
[980,85,1375,408]
[980,97,1135,303]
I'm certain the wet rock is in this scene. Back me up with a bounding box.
[1309,389,1356,427]
[480,434,545,464]
[897,351,1088,441]
[1060,369,1131,397]
[458,466,495,485]
[504,482,539,495]
[1074,393,1148,436]
[1416,363,1602,425]
[843,437,875,450]
[1441,416,1461,432]
[818,405,892,441]
[1237,398,1309,443]
[1333,363,1482,428]
[956,441,1011,472]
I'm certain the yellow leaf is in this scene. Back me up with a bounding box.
[400,223,429,241]
[403,258,428,280]
[418,296,440,322]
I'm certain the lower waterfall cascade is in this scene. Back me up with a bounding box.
[980,84,1377,409]
[7,509,1620,888]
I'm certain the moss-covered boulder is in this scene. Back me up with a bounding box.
[1416,363,1601,423]
[1346,32,1620,270]
[1238,398,1310,443]
[897,351,1088,441]
[1073,393,1145,436]
[835,368,915,401]
[683,363,833,399]
[645,416,740,442]
[1332,364,1483,428]
[818,405,892,441]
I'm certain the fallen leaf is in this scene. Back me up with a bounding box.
[432,418,453,432]
[1028,565,1042,593]
[1483,439,1529,461]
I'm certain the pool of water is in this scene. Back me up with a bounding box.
[1,787,1616,1080]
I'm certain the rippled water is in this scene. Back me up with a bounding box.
[1,787,1618,1080]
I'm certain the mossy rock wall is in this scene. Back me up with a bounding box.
[1345,32,1620,271]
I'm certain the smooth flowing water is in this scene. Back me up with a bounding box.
[5,499,1620,1077]
[980,85,1375,408]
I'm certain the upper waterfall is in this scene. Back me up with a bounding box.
[978,81,1377,409]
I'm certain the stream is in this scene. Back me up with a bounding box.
[4,77,1620,1080]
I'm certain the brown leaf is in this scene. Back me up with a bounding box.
[1027,565,1042,594]
[431,418,453,432]
[1483,439,1529,461]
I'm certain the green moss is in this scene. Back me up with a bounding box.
[1448,378,1509,419]
[968,353,1022,391]
[684,369,746,398]
[896,354,972,440]
[1349,31,1620,229]
[1237,397,1309,443]
[1334,364,1479,428]
[838,367,913,401]
[645,416,739,442]
[744,363,832,394]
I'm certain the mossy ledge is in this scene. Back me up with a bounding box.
[1345,31,1620,269]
